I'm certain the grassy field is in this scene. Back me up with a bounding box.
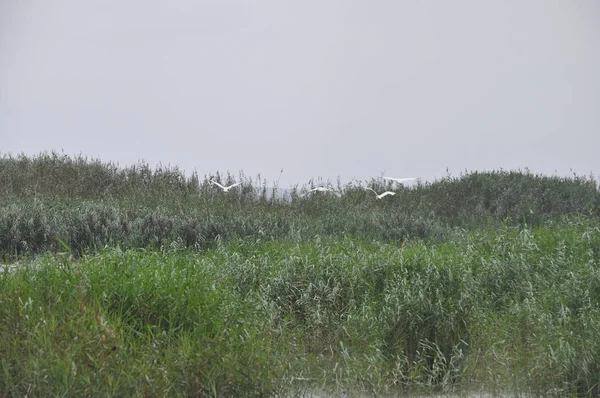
[1,152,600,396]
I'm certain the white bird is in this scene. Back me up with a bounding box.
[366,187,396,199]
[383,177,417,184]
[306,187,342,197]
[210,180,241,192]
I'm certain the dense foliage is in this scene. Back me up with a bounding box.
[1,151,598,257]
[1,152,599,396]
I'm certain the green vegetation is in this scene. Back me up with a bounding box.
[1,152,600,396]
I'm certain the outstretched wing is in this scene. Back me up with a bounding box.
[227,182,242,189]
[366,187,378,196]
[383,177,416,183]
[379,191,396,198]
[210,180,226,190]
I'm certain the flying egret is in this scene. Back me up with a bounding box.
[366,187,396,199]
[305,187,342,198]
[210,180,241,192]
[383,177,417,184]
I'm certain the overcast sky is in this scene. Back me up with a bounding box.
[1,1,599,187]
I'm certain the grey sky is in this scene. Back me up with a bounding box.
[1,1,599,187]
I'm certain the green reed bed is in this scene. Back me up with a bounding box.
[1,171,598,259]
[2,152,600,395]
[2,220,600,396]
[1,152,599,220]
[0,197,456,258]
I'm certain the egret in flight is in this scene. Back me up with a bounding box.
[383,177,417,184]
[306,187,342,198]
[210,180,242,192]
[366,187,396,199]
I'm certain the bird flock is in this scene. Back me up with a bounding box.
[210,176,416,199]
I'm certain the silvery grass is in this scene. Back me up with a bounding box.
[1,153,599,258]
[1,221,600,396]
[0,197,455,258]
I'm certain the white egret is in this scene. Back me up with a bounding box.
[383,177,417,184]
[366,187,395,199]
[305,187,342,198]
[210,180,241,192]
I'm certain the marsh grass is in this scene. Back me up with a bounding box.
[2,221,600,396]
[2,153,600,396]
[1,152,598,257]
